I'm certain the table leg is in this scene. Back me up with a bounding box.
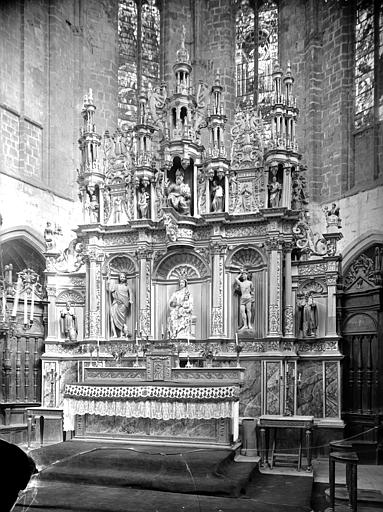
[260,427,266,467]
[27,414,33,448]
[39,415,44,447]
[329,456,335,512]
[350,462,357,512]
[305,427,312,471]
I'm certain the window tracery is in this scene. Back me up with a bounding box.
[235,0,278,113]
[118,0,160,130]
[354,0,383,130]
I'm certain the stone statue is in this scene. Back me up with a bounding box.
[44,222,55,250]
[324,203,341,231]
[168,279,193,339]
[234,270,255,331]
[60,301,78,341]
[211,180,224,213]
[138,186,150,219]
[107,273,132,338]
[166,169,191,215]
[87,192,99,223]
[268,176,282,208]
[44,222,62,251]
[298,293,318,337]
[113,196,122,224]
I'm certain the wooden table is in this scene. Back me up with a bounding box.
[259,415,314,471]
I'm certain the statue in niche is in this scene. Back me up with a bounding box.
[137,185,150,219]
[298,292,318,337]
[113,196,122,224]
[211,180,224,213]
[234,270,255,331]
[166,169,191,215]
[86,190,99,223]
[168,279,193,339]
[60,301,78,341]
[107,273,133,338]
[268,176,282,208]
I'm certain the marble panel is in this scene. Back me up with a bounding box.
[239,360,262,417]
[83,414,218,440]
[325,362,339,417]
[265,361,281,415]
[297,360,323,418]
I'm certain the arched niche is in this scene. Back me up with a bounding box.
[103,255,138,339]
[56,290,85,341]
[153,250,211,339]
[226,246,267,338]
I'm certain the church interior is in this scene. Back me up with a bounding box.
[0,0,382,510]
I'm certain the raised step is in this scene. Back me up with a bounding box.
[31,440,259,497]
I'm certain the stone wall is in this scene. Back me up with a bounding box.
[0,0,119,250]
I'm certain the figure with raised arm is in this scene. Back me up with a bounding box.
[234,270,255,331]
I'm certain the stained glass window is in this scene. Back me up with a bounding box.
[118,1,160,130]
[235,0,279,111]
[142,0,160,93]
[354,0,383,129]
[258,1,279,111]
[355,1,375,129]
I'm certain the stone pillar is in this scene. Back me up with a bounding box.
[264,167,270,207]
[45,279,58,341]
[137,248,151,338]
[87,249,103,339]
[266,237,283,337]
[210,242,225,338]
[325,259,339,336]
[281,164,292,208]
[283,242,294,337]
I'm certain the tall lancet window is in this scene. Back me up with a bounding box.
[235,0,278,112]
[354,0,382,181]
[118,0,160,130]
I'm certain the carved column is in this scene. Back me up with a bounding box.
[281,164,292,208]
[137,248,152,338]
[325,259,339,336]
[210,242,225,338]
[266,237,283,337]
[45,282,58,341]
[87,249,103,339]
[283,241,294,337]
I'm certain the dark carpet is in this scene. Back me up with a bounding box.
[13,440,314,512]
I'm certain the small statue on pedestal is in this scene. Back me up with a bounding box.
[268,176,282,208]
[298,292,318,338]
[234,270,255,331]
[107,273,133,338]
[211,180,224,213]
[166,169,191,215]
[168,279,193,339]
[137,185,150,219]
[60,301,78,341]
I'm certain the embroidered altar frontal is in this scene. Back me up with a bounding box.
[64,383,240,444]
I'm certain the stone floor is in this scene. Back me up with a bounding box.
[8,441,383,512]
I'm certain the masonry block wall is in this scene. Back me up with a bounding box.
[0,0,118,246]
